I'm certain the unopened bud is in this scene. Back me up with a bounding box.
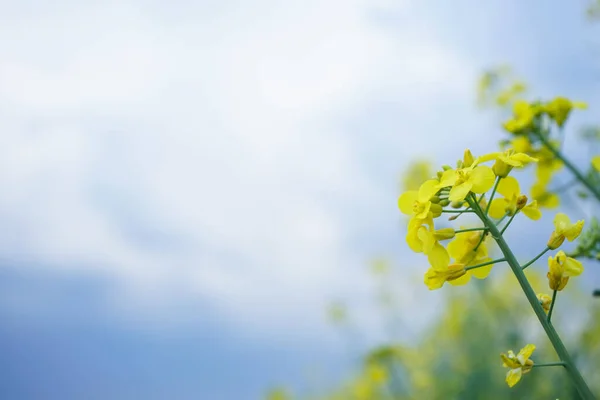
[430,196,440,204]
[516,195,528,210]
[442,165,453,171]
[434,228,456,240]
[451,201,464,209]
[439,199,450,207]
[492,159,513,178]
[547,231,565,250]
[437,171,444,179]
[429,203,442,218]
[463,149,475,168]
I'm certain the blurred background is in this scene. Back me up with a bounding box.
[0,1,599,399]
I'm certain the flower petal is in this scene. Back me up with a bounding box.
[496,176,520,198]
[427,243,450,270]
[522,202,542,220]
[489,198,508,219]
[398,191,418,215]
[506,368,522,388]
[449,182,473,202]
[418,179,439,202]
[470,166,496,193]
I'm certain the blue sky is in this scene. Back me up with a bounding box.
[0,1,599,399]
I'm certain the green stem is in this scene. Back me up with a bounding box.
[442,209,474,213]
[465,258,505,271]
[485,176,501,215]
[547,290,558,323]
[471,199,594,399]
[534,361,566,368]
[455,227,487,234]
[536,132,600,203]
[500,211,519,235]
[521,247,551,270]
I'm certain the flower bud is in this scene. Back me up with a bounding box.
[434,228,456,240]
[463,149,475,168]
[537,293,552,314]
[437,171,444,179]
[451,201,464,209]
[430,196,440,204]
[516,195,528,210]
[439,199,450,207]
[429,203,443,218]
[547,231,565,250]
[492,159,513,178]
[442,165,453,171]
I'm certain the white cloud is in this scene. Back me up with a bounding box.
[0,0,477,341]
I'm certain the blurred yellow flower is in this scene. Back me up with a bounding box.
[402,161,433,192]
[592,156,600,172]
[488,176,541,220]
[545,97,587,127]
[501,344,535,387]
[537,293,552,314]
[503,101,541,133]
[547,251,584,291]
[547,213,584,249]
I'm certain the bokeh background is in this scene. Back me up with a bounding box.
[0,1,599,399]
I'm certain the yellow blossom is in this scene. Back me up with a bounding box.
[424,263,467,290]
[402,161,433,191]
[547,251,584,291]
[531,182,560,209]
[503,101,541,133]
[545,97,587,127]
[501,344,535,387]
[406,219,453,269]
[488,176,541,220]
[479,149,538,177]
[537,293,552,314]
[547,213,585,249]
[592,156,600,172]
[511,136,533,154]
[398,179,441,220]
[444,230,494,285]
[438,152,495,202]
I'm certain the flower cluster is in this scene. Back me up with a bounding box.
[398,148,538,290]
[398,142,589,390]
[500,97,587,209]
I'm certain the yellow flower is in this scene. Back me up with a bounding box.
[402,161,433,191]
[592,156,600,172]
[537,293,552,314]
[547,251,584,291]
[545,97,587,127]
[547,213,585,249]
[398,179,441,220]
[479,149,538,177]
[531,182,560,209]
[366,364,388,385]
[406,219,453,269]
[424,263,467,290]
[501,344,535,387]
[511,136,533,154]
[503,101,541,133]
[445,230,494,285]
[488,176,541,220]
[438,152,495,202]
